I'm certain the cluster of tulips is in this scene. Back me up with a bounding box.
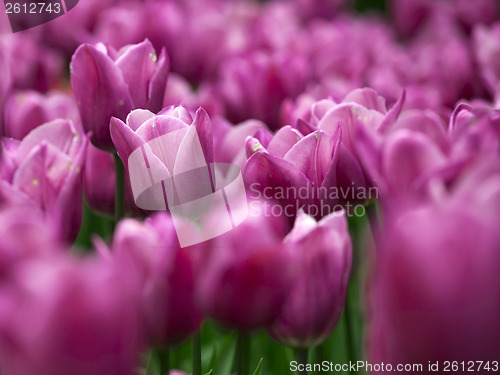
[0,0,500,374]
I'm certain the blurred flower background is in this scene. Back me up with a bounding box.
[0,0,499,374]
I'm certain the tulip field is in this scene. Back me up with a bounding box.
[0,0,499,374]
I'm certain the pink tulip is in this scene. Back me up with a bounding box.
[268,209,352,348]
[0,119,88,243]
[0,256,144,375]
[70,39,168,150]
[368,166,500,369]
[104,213,202,346]
[195,202,294,330]
[3,90,79,139]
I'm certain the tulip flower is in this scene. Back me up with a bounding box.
[195,202,294,330]
[0,206,61,281]
[0,256,144,375]
[3,90,79,139]
[218,50,309,129]
[268,209,352,348]
[104,213,202,346]
[70,39,168,150]
[109,106,213,210]
[0,33,62,92]
[0,119,88,243]
[358,103,500,205]
[244,125,342,218]
[368,168,500,368]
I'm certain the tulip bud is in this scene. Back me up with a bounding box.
[70,39,168,150]
[109,213,202,346]
[196,202,294,330]
[268,210,352,348]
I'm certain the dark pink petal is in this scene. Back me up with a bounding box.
[147,48,169,112]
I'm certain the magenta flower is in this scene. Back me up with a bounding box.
[358,103,500,205]
[218,50,309,129]
[268,209,352,348]
[1,33,62,92]
[110,106,213,211]
[0,206,61,280]
[83,144,116,216]
[0,119,88,242]
[245,88,402,217]
[195,203,295,330]
[3,90,79,140]
[103,213,202,346]
[0,256,144,375]
[244,125,341,217]
[368,168,500,366]
[70,39,168,150]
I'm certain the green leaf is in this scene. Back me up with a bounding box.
[211,332,237,375]
[204,370,213,375]
[252,358,263,375]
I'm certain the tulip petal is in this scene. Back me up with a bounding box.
[110,117,146,165]
[382,130,447,194]
[343,88,387,113]
[267,126,303,158]
[115,39,158,109]
[126,109,156,132]
[243,151,312,207]
[147,48,169,112]
[317,103,385,153]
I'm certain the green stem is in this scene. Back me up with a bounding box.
[236,331,250,375]
[294,347,309,375]
[343,295,356,374]
[114,152,125,224]
[314,343,324,368]
[192,331,202,375]
[158,346,169,375]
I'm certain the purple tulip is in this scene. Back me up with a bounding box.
[103,213,202,346]
[213,117,268,167]
[218,50,309,130]
[1,33,63,92]
[0,206,61,281]
[368,168,500,368]
[358,102,500,205]
[0,119,88,243]
[268,209,352,348]
[83,144,116,216]
[110,106,213,213]
[196,202,295,330]
[0,256,144,375]
[70,39,169,150]
[3,90,79,139]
